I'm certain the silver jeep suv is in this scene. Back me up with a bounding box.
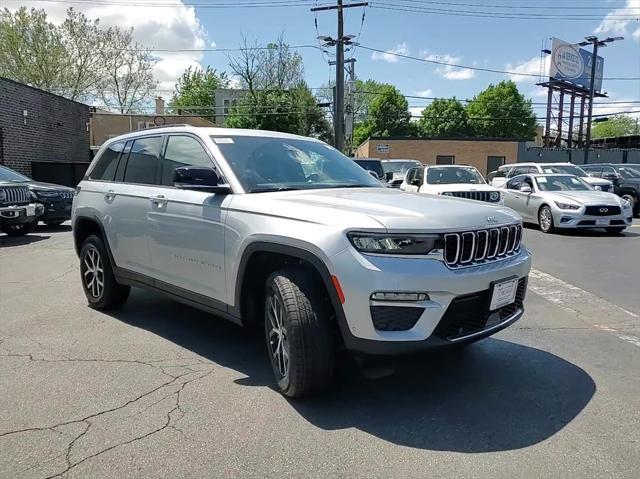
[72,126,531,397]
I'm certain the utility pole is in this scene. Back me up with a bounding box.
[330,58,357,154]
[313,1,367,152]
[579,35,623,163]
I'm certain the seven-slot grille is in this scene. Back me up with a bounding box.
[60,191,74,200]
[584,205,621,216]
[0,186,31,205]
[443,191,501,203]
[444,224,522,268]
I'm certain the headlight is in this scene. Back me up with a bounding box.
[554,201,580,210]
[0,189,6,202]
[34,190,60,198]
[489,191,501,202]
[594,185,603,191]
[348,233,443,255]
[622,199,631,209]
[439,192,454,196]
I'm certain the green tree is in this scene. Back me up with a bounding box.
[592,114,639,138]
[169,66,229,121]
[465,81,536,138]
[317,78,391,124]
[418,98,471,137]
[352,85,413,146]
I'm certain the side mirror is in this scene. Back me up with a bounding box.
[603,173,619,182]
[384,171,394,182]
[520,185,532,193]
[174,166,231,194]
[411,179,421,187]
[367,170,380,180]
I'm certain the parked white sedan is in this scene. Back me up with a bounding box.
[401,165,503,205]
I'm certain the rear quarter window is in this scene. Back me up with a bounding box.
[89,141,125,181]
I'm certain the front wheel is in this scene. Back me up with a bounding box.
[80,235,130,309]
[265,268,335,398]
[538,206,555,234]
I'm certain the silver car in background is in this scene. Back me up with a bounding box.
[503,173,633,234]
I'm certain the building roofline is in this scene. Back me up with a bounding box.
[0,76,91,108]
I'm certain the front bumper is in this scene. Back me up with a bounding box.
[329,246,531,355]
[0,203,44,223]
[552,208,633,229]
[37,197,73,221]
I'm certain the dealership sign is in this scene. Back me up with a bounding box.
[549,38,604,92]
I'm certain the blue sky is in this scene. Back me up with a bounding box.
[12,0,640,118]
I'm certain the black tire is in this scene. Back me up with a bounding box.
[1,221,35,236]
[264,267,335,398]
[538,205,555,234]
[79,235,130,310]
[606,227,626,234]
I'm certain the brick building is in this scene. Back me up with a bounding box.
[355,137,522,174]
[0,77,91,186]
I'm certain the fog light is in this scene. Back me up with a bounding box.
[560,217,572,223]
[370,292,429,301]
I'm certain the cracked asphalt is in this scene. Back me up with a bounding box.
[1,222,639,478]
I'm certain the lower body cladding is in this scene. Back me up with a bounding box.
[329,247,531,355]
[551,210,633,229]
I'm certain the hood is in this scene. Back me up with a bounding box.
[229,187,521,231]
[582,176,612,186]
[23,180,74,192]
[423,183,499,194]
[546,190,622,205]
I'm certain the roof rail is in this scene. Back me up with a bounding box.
[142,123,194,131]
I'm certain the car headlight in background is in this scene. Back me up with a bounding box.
[554,201,580,210]
[594,185,603,191]
[348,233,443,255]
[34,190,60,198]
[489,191,501,202]
[622,199,632,209]
[0,189,6,202]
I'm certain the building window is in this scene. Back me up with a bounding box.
[436,155,455,165]
[486,156,505,175]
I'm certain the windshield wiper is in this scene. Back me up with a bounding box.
[329,184,376,189]
[249,186,302,193]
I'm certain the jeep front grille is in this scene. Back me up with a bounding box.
[444,191,500,203]
[1,186,31,205]
[444,224,522,268]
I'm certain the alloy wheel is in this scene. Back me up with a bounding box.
[267,292,289,379]
[539,208,553,232]
[83,246,104,299]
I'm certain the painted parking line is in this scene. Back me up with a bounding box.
[529,268,640,349]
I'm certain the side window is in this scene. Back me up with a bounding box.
[123,136,163,185]
[527,166,540,173]
[89,141,125,181]
[506,176,523,190]
[583,167,601,177]
[160,136,213,186]
[523,177,534,189]
[405,168,415,183]
[509,166,529,177]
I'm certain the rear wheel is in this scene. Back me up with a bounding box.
[80,235,130,309]
[264,268,335,398]
[1,221,35,236]
[538,206,555,234]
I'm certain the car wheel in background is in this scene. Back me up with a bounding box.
[1,221,35,236]
[264,267,335,398]
[538,206,555,234]
[79,235,130,310]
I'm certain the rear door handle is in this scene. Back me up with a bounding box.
[149,195,168,207]
[104,190,116,201]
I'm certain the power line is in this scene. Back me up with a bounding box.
[7,0,319,8]
[382,0,638,10]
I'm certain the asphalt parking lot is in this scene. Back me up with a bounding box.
[1,221,639,478]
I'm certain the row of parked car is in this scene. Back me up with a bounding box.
[353,158,639,234]
[0,166,74,236]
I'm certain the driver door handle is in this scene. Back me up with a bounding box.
[149,195,168,207]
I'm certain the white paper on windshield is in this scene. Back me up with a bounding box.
[537,177,548,183]
[571,178,581,184]
[213,138,234,144]
[543,168,553,173]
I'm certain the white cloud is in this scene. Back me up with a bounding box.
[414,89,433,97]
[13,0,208,98]
[371,43,408,63]
[210,41,217,48]
[596,0,640,39]
[422,52,476,80]
[505,56,547,83]
[409,106,424,119]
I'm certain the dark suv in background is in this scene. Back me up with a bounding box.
[0,181,44,236]
[582,164,640,217]
[0,166,74,226]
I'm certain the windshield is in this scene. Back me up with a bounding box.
[535,175,592,192]
[0,166,30,183]
[211,136,381,192]
[615,166,640,179]
[354,160,385,178]
[541,165,587,176]
[382,161,420,174]
[426,166,486,185]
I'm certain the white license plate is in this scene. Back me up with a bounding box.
[596,218,609,226]
[25,205,36,216]
[490,278,518,311]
